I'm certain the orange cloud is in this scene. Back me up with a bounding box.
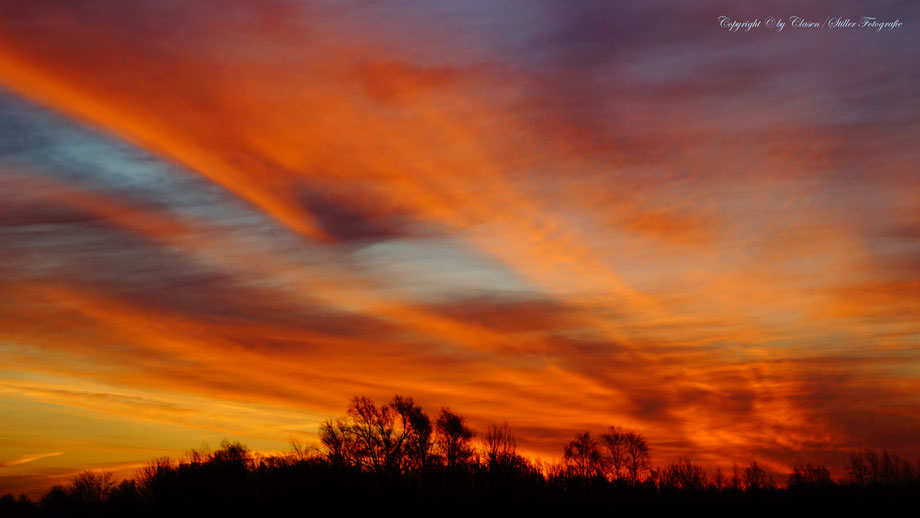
[0,452,63,468]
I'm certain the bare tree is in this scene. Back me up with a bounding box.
[659,457,706,490]
[744,461,770,490]
[712,466,726,491]
[624,429,650,484]
[345,395,425,474]
[563,432,603,479]
[135,457,172,498]
[436,407,474,469]
[846,449,917,486]
[347,396,392,472]
[319,395,433,473]
[69,471,116,505]
[211,440,250,465]
[319,417,358,467]
[875,450,917,484]
[730,463,742,490]
[391,395,433,472]
[788,463,832,488]
[599,426,629,481]
[483,422,519,470]
[847,450,869,485]
[289,438,317,463]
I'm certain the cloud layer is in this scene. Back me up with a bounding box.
[0,0,918,494]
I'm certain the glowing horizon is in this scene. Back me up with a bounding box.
[1,0,918,497]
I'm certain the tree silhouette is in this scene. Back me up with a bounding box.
[289,438,317,462]
[563,431,603,479]
[730,463,742,491]
[788,463,832,488]
[712,466,727,491]
[5,392,920,517]
[391,395,433,472]
[623,429,650,484]
[320,395,437,473]
[483,422,517,468]
[599,426,629,481]
[346,395,421,474]
[743,461,771,490]
[481,421,534,477]
[436,407,473,469]
[209,440,250,465]
[660,457,706,491]
[319,417,358,467]
[68,471,116,505]
[347,395,395,473]
[845,449,917,486]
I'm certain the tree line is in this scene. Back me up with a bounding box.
[2,394,918,516]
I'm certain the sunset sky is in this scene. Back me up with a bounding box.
[1,0,918,496]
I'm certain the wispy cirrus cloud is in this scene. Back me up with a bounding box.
[1,452,63,468]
